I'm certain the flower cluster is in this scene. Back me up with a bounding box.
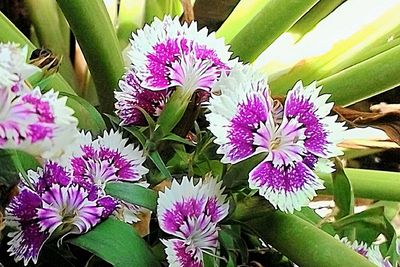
[6,162,113,265]
[0,43,79,160]
[60,130,149,223]
[207,65,347,213]
[6,130,149,265]
[115,16,233,126]
[338,236,392,267]
[157,177,229,267]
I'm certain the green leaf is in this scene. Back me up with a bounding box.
[293,207,335,236]
[105,114,147,146]
[57,0,125,114]
[117,0,145,49]
[332,206,399,264]
[161,133,195,146]
[24,0,78,89]
[148,151,172,179]
[332,159,354,220]
[220,226,249,265]
[319,44,400,106]
[226,0,319,62]
[288,0,346,41]
[61,92,106,134]
[69,218,160,267]
[0,150,22,189]
[144,0,182,24]
[105,182,158,211]
[154,87,192,140]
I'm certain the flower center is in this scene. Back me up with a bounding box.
[60,207,77,224]
[269,137,281,150]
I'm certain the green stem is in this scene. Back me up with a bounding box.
[56,0,125,114]
[227,0,319,62]
[245,211,375,267]
[319,168,400,201]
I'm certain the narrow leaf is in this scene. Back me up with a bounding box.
[69,218,160,267]
[162,133,195,146]
[24,0,78,88]
[319,44,400,106]
[227,0,319,62]
[332,158,354,220]
[61,92,106,134]
[149,151,172,179]
[105,182,158,211]
[57,0,125,114]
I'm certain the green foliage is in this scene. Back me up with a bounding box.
[69,218,160,267]
[57,0,125,114]
[105,182,158,211]
[225,0,319,62]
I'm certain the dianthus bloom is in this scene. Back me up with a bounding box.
[6,162,114,266]
[60,130,149,223]
[0,43,38,93]
[0,87,79,159]
[115,15,233,126]
[157,177,229,266]
[207,65,346,213]
[337,236,393,267]
[0,43,79,159]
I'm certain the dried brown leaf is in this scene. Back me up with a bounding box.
[333,105,400,145]
[133,210,151,237]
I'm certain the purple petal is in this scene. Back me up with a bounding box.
[7,221,49,266]
[163,239,203,267]
[6,187,41,222]
[249,161,324,213]
[115,71,170,126]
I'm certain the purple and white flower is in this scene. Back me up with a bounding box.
[0,87,79,159]
[128,16,233,93]
[157,177,229,267]
[6,162,111,266]
[115,70,171,126]
[0,43,39,94]
[337,236,393,267]
[60,130,149,223]
[207,65,346,212]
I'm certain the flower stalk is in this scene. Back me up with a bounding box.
[246,211,376,267]
[319,168,400,201]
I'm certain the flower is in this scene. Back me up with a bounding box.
[0,87,79,159]
[60,130,149,223]
[337,236,393,267]
[115,70,171,126]
[157,177,229,267]
[6,162,111,266]
[0,43,39,93]
[207,65,346,212]
[128,16,233,92]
